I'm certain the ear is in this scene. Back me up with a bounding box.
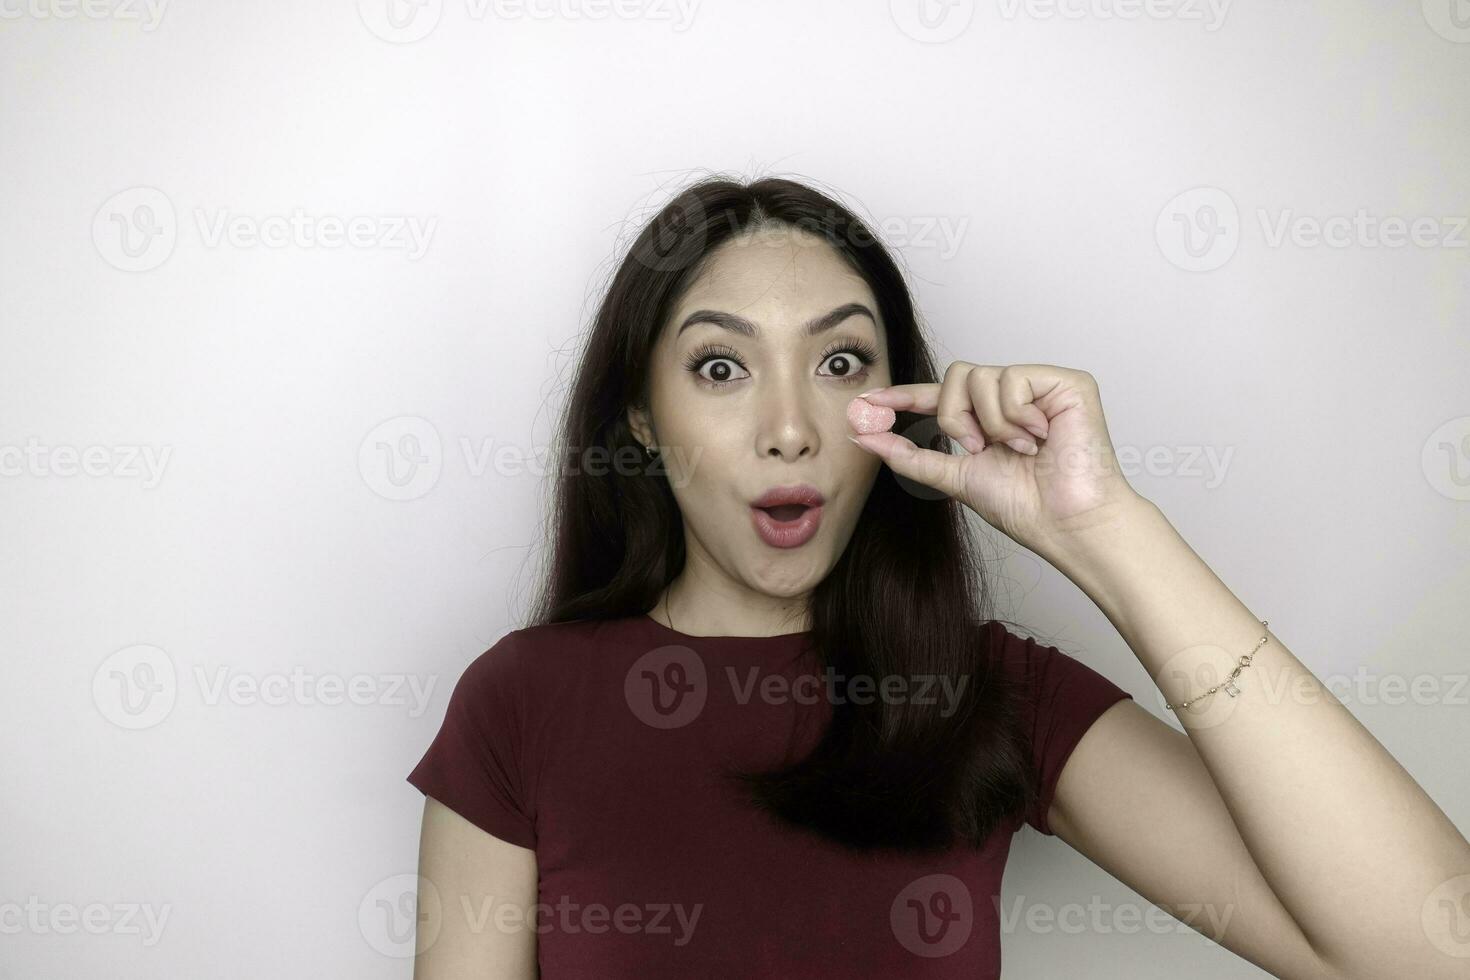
[626,403,653,449]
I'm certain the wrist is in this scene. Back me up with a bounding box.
[1034,491,1168,579]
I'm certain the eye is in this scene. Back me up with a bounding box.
[817,340,880,382]
[683,344,751,388]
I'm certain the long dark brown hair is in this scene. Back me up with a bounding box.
[527,174,1039,853]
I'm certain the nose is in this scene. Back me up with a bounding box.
[759,429,813,460]
[755,384,818,460]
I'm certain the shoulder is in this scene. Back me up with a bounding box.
[455,614,647,692]
[981,620,1136,765]
[984,619,1123,703]
[983,619,1136,834]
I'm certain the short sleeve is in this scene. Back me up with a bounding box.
[996,623,1134,836]
[406,632,538,849]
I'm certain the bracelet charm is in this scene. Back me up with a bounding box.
[1165,620,1269,711]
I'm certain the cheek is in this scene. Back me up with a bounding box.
[657,419,746,492]
[664,455,749,546]
[836,439,884,499]
[662,399,743,446]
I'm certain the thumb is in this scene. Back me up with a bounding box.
[849,429,964,500]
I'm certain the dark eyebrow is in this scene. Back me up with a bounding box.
[675,302,875,339]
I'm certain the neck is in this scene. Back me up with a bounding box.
[654,558,811,638]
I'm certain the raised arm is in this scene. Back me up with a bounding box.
[848,363,1470,980]
[1041,495,1470,980]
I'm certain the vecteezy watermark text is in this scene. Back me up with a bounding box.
[726,665,970,717]
[93,187,436,272]
[358,874,703,957]
[995,894,1236,940]
[0,0,168,30]
[0,438,172,488]
[92,644,439,729]
[358,0,701,43]
[0,898,171,947]
[1157,187,1468,272]
[995,0,1230,31]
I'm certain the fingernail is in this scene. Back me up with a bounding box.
[1005,437,1038,456]
[858,387,887,399]
[1023,422,1047,440]
[962,435,985,454]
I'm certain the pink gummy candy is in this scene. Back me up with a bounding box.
[847,395,896,435]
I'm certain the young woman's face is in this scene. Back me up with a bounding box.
[629,224,893,604]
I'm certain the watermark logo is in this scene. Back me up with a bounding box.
[624,644,707,728]
[891,415,957,501]
[93,187,177,272]
[1154,641,1246,730]
[1422,0,1470,43]
[360,873,440,957]
[630,191,708,273]
[1422,416,1470,501]
[359,416,444,501]
[890,0,975,43]
[93,644,177,730]
[358,0,444,42]
[1421,873,1470,958]
[891,873,973,957]
[1156,186,1239,272]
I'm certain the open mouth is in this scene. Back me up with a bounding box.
[758,503,811,523]
[749,483,825,549]
[749,501,823,548]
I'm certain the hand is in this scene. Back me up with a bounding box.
[849,362,1143,555]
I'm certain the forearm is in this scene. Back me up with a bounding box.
[1038,494,1470,980]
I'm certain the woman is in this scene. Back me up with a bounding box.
[405,176,1470,978]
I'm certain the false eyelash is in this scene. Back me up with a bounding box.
[818,338,880,367]
[681,342,744,374]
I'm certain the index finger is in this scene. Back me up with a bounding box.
[855,383,940,414]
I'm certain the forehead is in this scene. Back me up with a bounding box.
[671,226,879,329]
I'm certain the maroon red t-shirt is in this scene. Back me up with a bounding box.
[406,613,1133,977]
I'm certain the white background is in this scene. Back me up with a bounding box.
[3,1,1468,977]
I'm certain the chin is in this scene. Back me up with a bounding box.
[748,554,829,595]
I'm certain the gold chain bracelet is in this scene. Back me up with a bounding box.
[1164,620,1271,711]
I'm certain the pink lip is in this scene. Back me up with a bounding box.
[748,484,825,549]
[750,483,825,509]
[750,503,823,549]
